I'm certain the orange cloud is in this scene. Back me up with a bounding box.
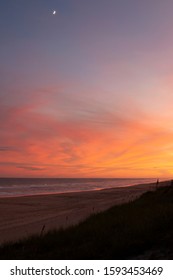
[1,87,173,178]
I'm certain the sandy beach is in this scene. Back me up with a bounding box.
[0,181,168,245]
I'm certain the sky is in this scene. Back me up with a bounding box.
[1,0,173,178]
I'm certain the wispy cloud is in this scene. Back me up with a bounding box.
[0,146,17,152]
[1,85,173,178]
[17,165,46,171]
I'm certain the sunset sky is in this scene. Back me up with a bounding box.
[1,0,173,178]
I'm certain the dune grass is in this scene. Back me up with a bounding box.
[0,184,173,259]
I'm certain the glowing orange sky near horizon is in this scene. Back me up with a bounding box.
[1,1,173,178]
[1,82,173,178]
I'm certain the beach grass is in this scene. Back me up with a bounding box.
[0,184,173,259]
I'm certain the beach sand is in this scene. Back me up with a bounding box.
[0,181,168,245]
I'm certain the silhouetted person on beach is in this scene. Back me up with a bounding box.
[156,179,159,189]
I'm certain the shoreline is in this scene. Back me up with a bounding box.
[0,178,158,199]
[0,182,154,199]
[0,179,167,199]
[0,180,169,245]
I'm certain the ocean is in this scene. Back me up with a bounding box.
[0,177,158,198]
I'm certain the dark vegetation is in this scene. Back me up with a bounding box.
[1,184,173,259]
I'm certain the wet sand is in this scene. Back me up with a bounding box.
[0,181,168,245]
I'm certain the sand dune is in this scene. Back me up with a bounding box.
[0,181,168,244]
